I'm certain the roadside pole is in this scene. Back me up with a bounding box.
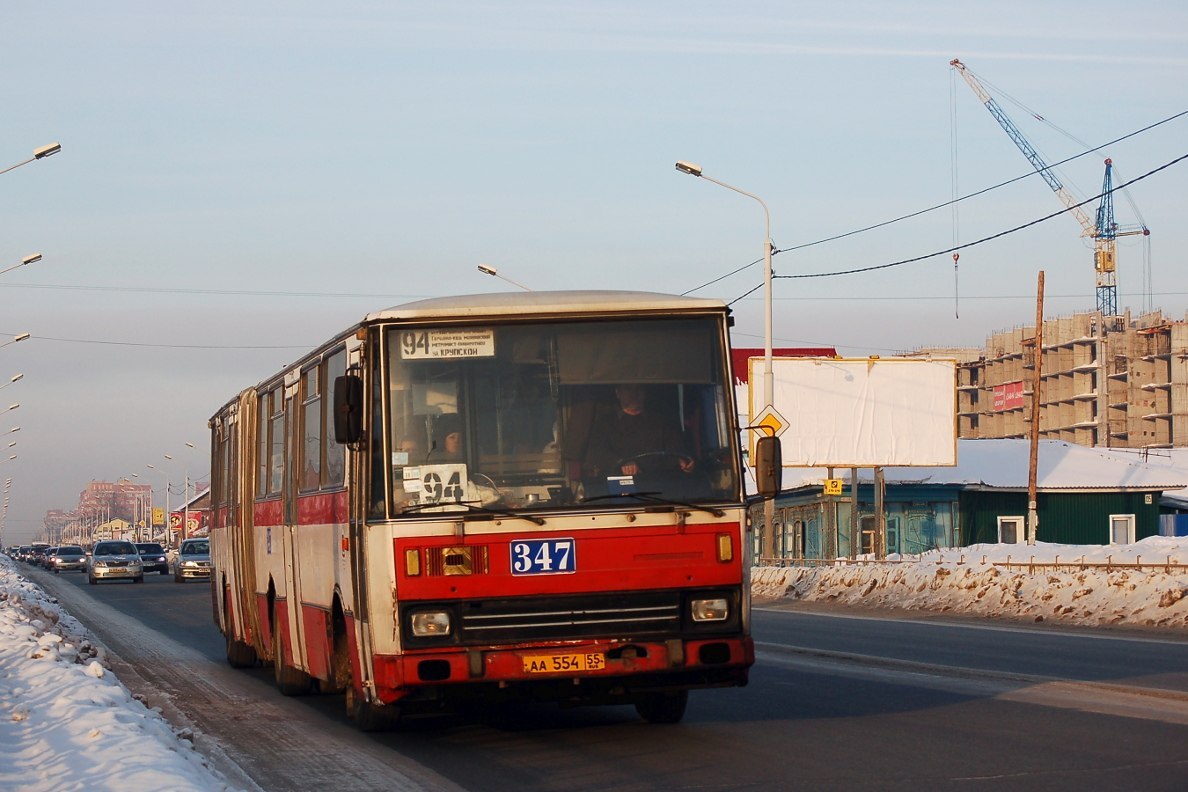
[1027,271,1044,546]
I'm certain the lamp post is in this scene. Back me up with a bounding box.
[0,254,42,278]
[477,264,534,291]
[0,142,61,177]
[0,374,22,391]
[160,442,196,542]
[675,160,777,555]
[0,333,30,351]
[145,464,170,544]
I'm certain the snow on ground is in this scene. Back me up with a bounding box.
[0,554,239,792]
[1,539,1186,792]
[753,535,1188,629]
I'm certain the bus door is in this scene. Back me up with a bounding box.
[281,375,308,670]
[340,340,376,698]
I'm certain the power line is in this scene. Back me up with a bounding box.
[778,151,1186,281]
[683,109,1188,297]
[0,283,431,299]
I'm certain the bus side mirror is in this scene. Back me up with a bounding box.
[333,374,364,444]
[754,435,782,498]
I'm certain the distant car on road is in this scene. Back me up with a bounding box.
[87,540,144,584]
[28,543,51,566]
[47,545,87,573]
[134,542,170,575]
[38,546,58,569]
[173,538,211,583]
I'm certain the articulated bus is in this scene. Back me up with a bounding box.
[208,290,761,729]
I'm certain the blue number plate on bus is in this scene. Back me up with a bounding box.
[510,538,576,575]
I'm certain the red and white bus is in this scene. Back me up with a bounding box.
[208,290,759,728]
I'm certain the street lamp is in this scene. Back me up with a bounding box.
[477,264,533,292]
[145,464,171,543]
[675,160,777,551]
[0,254,42,278]
[0,374,22,391]
[0,142,62,177]
[0,333,30,350]
[162,442,197,541]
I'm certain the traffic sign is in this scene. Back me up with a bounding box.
[752,405,788,438]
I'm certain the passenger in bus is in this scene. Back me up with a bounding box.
[393,417,427,465]
[428,412,464,462]
[584,384,693,480]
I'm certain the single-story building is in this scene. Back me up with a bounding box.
[751,438,1188,561]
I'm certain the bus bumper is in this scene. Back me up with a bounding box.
[370,636,754,705]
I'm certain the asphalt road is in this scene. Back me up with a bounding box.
[24,565,1188,791]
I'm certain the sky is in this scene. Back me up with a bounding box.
[2,1,1187,543]
[3,539,1186,789]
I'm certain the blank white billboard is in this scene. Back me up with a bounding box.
[750,357,957,467]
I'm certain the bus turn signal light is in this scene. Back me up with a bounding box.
[716,533,733,562]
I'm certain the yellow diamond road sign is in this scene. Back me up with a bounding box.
[753,405,788,438]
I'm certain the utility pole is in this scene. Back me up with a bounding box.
[1027,271,1045,546]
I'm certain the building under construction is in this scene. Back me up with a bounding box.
[943,309,1188,448]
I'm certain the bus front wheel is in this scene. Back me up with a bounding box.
[634,690,688,724]
[345,681,399,732]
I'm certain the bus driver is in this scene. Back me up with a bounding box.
[584,384,693,481]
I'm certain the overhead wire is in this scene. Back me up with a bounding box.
[684,108,1188,298]
[776,151,1187,282]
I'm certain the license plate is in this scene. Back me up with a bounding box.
[522,652,605,674]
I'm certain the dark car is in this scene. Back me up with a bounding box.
[47,545,87,573]
[135,542,170,575]
[28,543,51,565]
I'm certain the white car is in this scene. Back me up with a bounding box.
[173,538,211,583]
[87,540,144,584]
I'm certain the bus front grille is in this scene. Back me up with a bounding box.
[403,592,684,647]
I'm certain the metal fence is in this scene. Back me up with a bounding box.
[757,554,1188,574]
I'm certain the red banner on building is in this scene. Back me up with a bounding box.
[993,380,1025,411]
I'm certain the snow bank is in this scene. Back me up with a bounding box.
[0,555,238,792]
[753,536,1188,629]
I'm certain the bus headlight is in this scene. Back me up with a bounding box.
[690,598,729,622]
[410,611,452,637]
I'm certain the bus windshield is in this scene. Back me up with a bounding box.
[376,316,740,516]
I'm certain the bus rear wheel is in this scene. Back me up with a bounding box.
[226,632,257,668]
[634,690,688,724]
[272,620,312,696]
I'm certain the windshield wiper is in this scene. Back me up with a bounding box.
[581,491,725,518]
[399,501,546,525]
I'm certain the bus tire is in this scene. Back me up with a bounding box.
[346,683,398,732]
[224,594,257,668]
[634,690,688,724]
[226,633,257,668]
[272,620,312,696]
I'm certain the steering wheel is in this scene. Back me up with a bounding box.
[469,472,504,505]
[616,451,692,474]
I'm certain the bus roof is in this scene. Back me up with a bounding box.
[364,290,728,323]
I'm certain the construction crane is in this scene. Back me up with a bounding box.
[950,58,1149,319]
